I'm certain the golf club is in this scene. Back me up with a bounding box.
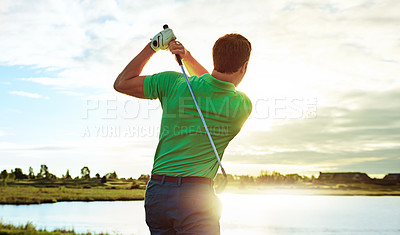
[163,24,228,194]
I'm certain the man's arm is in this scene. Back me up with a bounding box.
[168,40,208,77]
[114,42,155,98]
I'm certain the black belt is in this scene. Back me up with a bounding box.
[151,174,213,185]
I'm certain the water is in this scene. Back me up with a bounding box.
[1,194,399,235]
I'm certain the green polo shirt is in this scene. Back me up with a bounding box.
[144,71,252,179]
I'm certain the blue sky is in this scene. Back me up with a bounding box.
[0,0,399,178]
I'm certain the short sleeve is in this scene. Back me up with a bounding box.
[244,94,253,116]
[232,91,252,132]
[239,91,253,117]
[144,71,181,100]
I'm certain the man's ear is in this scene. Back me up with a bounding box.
[240,61,249,73]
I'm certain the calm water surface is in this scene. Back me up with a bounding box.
[1,194,399,235]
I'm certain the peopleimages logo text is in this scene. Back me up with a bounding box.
[82,96,318,120]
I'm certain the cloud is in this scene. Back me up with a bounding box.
[8,91,50,99]
[18,77,71,86]
[0,137,158,178]
[0,0,398,96]
[0,142,72,153]
[0,0,180,91]
[225,89,400,174]
[1,0,400,177]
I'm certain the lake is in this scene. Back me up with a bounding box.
[1,194,399,235]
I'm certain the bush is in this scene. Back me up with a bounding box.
[24,221,36,231]
[130,180,140,189]
[101,176,107,184]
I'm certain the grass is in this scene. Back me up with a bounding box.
[0,221,110,235]
[0,179,145,205]
[224,182,400,196]
[0,187,144,205]
[1,178,399,205]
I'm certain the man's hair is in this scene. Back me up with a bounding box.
[212,33,252,74]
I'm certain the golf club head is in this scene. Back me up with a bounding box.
[215,177,227,194]
[215,168,228,194]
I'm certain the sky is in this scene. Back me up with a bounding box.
[0,0,399,179]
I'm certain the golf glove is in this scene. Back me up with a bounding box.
[150,28,176,52]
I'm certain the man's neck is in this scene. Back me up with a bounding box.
[211,70,240,87]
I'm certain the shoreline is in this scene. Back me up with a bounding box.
[0,186,145,205]
[222,185,400,197]
[1,184,400,205]
[0,198,145,206]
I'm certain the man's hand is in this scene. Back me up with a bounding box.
[168,40,190,60]
[150,28,176,52]
[168,40,208,77]
[168,40,187,60]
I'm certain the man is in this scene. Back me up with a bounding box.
[114,27,252,234]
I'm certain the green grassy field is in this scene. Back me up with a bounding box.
[224,182,400,196]
[1,178,399,205]
[0,221,109,235]
[0,186,145,205]
[0,178,145,205]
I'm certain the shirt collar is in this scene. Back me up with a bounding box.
[201,73,236,92]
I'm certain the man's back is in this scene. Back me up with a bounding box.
[114,29,252,234]
[144,71,252,178]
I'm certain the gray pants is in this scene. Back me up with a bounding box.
[145,179,222,235]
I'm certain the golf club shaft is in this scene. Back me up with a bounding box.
[163,24,227,179]
[176,59,227,178]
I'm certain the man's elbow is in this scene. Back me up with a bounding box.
[113,75,144,98]
[113,80,122,92]
[114,74,128,92]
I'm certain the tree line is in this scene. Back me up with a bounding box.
[1,166,315,186]
[215,170,316,185]
[0,165,122,184]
